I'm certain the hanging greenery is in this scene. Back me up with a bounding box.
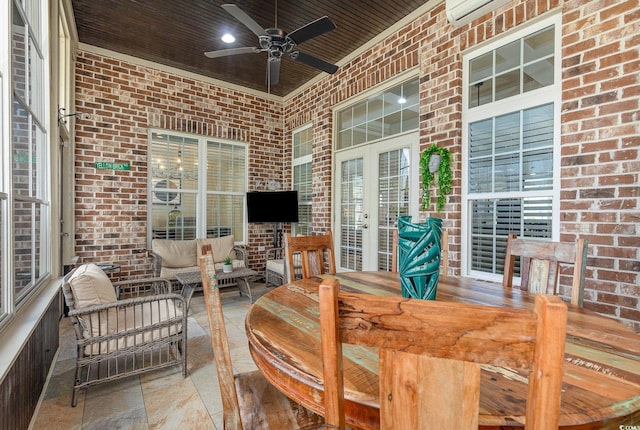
[419,144,452,212]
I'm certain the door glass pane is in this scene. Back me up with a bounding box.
[377,148,410,271]
[340,158,363,271]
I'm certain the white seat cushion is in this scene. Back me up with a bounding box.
[266,259,285,275]
[88,299,183,355]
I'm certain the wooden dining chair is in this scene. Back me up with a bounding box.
[285,231,336,282]
[199,248,324,429]
[391,228,449,277]
[502,235,589,306]
[319,277,567,430]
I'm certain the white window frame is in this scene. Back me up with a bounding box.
[461,13,562,282]
[292,123,312,236]
[0,0,52,327]
[147,129,249,245]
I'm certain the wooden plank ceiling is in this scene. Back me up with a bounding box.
[72,0,428,97]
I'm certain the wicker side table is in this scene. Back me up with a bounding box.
[175,267,258,303]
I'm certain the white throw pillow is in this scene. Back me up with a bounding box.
[67,263,118,339]
[196,235,235,263]
[152,239,197,268]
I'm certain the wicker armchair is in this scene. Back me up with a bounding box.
[61,263,188,407]
[265,246,303,286]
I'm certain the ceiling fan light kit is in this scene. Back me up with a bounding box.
[204,3,339,85]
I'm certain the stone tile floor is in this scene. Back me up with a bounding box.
[30,282,274,430]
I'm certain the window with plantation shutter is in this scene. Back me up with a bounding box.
[149,131,247,244]
[462,17,560,279]
[292,125,312,236]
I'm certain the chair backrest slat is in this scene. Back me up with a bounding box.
[285,231,336,281]
[319,277,568,430]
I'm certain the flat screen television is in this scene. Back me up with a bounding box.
[247,191,299,223]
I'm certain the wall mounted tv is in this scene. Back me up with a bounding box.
[247,191,299,223]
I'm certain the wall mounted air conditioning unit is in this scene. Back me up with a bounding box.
[446,0,511,28]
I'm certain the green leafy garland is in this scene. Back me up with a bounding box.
[419,144,452,212]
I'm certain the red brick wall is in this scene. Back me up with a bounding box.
[74,0,639,331]
[74,52,285,274]
[559,0,639,330]
[282,0,638,331]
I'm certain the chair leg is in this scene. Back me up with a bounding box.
[72,365,81,407]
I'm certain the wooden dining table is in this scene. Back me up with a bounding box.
[245,271,640,429]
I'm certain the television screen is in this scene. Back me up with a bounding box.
[247,191,299,223]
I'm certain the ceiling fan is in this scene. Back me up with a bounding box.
[204,3,339,85]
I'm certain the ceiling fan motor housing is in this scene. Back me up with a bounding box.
[260,28,294,57]
[206,4,339,84]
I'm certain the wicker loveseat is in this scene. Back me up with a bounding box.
[61,263,188,406]
[150,235,247,289]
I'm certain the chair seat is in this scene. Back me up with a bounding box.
[266,258,285,275]
[235,370,324,429]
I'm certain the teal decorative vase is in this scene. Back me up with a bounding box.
[397,216,442,300]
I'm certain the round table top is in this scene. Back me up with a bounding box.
[245,271,640,429]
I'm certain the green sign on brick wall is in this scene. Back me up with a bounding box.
[95,161,130,171]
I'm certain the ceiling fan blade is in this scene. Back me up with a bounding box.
[267,57,281,85]
[204,47,260,58]
[287,16,337,45]
[291,51,338,74]
[221,4,266,37]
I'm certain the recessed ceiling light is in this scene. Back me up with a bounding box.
[398,97,407,104]
[221,33,236,44]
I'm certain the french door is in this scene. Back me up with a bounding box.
[334,133,419,272]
